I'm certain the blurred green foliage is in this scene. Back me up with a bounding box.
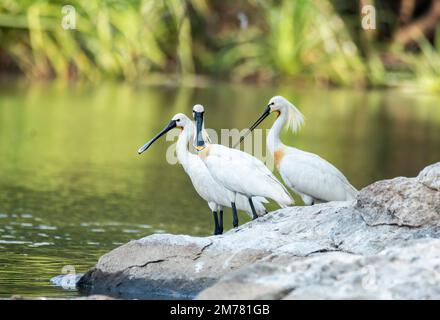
[0,0,440,91]
[0,0,199,81]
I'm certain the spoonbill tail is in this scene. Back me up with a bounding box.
[138,113,267,235]
[192,104,293,228]
[238,96,358,205]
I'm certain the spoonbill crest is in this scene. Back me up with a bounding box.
[138,113,267,235]
[238,96,358,205]
[192,104,293,228]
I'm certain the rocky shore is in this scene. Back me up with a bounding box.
[78,162,440,299]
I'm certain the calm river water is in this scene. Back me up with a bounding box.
[0,81,439,297]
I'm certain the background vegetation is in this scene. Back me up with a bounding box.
[1,1,440,298]
[0,0,440,91]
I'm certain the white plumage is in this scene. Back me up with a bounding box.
[278,148,358,204]
[246,96,358,205]
[192,106,293,213]
[200,144,293,207]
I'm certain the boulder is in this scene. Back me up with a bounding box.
[78,162,440,299]
[198,238,440,300]
[418,162,440,191]
[356,175,440,227]
[78,234,268,298]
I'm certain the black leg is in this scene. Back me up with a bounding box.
[219,210,223,234]
[212,211,220,235]
[248,197,258,220]
[231,202,239,228]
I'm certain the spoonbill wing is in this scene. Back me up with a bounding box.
[205,144,293,207]
[279,149,358,202]
[186,153,268,216]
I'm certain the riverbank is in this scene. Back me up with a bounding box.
[77,162,440,299]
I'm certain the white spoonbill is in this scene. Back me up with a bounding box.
[238,96,358,205]
[137,113,267,235]
[192,104,293,227]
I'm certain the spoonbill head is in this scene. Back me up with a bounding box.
[138,113,191,154]
[237,96,304,146]
[192,104,206,151]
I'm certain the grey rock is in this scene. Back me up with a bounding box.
[78,162,440,299]
[356,174,440,227]
[78,233,268,298]
[418,162,440,191]
[199,238,440,300]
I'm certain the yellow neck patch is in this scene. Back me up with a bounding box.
[274,149,285,169]
[198,145,210,159]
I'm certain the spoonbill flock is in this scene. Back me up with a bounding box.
[138,96,358,235]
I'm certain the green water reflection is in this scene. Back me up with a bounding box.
[0,81,439,297]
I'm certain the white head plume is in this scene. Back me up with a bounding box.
[270,96,305,133]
